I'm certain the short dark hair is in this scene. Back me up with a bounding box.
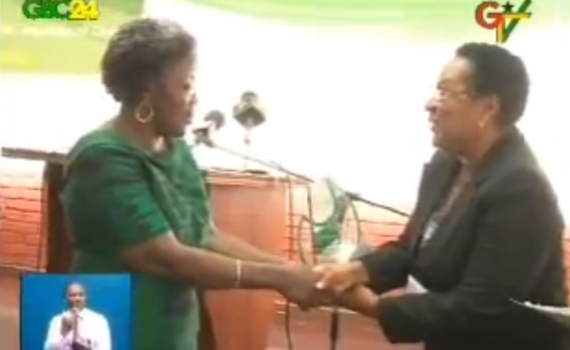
[456,43,529,125]
[64,282,85,295]
[101,18,196,104]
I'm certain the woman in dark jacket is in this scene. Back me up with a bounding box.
[317,43,569,350]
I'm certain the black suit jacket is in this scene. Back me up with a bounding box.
[358,129,569,350]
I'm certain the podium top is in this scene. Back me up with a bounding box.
[1,146,304,188]
[2,147,66,164]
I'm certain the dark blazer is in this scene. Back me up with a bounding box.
[358,128,569,350]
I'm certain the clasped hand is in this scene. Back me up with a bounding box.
[279,261,366,309]
[61,309,79,335]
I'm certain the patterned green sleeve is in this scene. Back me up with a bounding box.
[178,141,216,248]
[64,146,170,249]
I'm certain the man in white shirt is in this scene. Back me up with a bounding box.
[43,282,111,350]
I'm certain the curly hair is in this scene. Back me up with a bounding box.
[456,43,529,126]
[101,18,197,104]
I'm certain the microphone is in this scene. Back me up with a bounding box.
[233,91,265,130]
[193,110,225,146]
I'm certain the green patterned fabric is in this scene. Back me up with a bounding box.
[62,129,213,350]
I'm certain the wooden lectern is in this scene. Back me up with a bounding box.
[205,171,287,350]
[1,147,289,350]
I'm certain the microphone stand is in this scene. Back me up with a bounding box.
[211,143,313,182]
[205,142,409,217]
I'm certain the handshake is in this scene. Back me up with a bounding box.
[276,261,376,311]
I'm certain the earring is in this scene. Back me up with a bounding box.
[134,100,154,124]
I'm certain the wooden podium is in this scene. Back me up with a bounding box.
[1,147,289,350]
[204,171,287,350]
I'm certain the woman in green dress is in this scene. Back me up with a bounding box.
[61,18,320,350]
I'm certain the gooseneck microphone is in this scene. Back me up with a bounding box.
[193,110,225,147]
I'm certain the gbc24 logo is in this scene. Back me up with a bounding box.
[22,0,100,21]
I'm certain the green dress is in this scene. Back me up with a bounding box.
[61,129,213,350]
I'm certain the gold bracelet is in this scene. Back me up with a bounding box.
[234,259,242,288]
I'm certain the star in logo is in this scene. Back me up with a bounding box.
[502,1,515,13]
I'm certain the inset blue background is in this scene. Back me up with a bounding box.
[21,273,132,350]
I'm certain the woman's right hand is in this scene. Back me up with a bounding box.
[60,312,75,336]
[278,264,327,309]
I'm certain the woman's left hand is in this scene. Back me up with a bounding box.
[333,285,381,317]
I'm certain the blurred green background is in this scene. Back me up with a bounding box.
[0,0,144,73]
[0,0,567,74]
[190,0,566,30]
